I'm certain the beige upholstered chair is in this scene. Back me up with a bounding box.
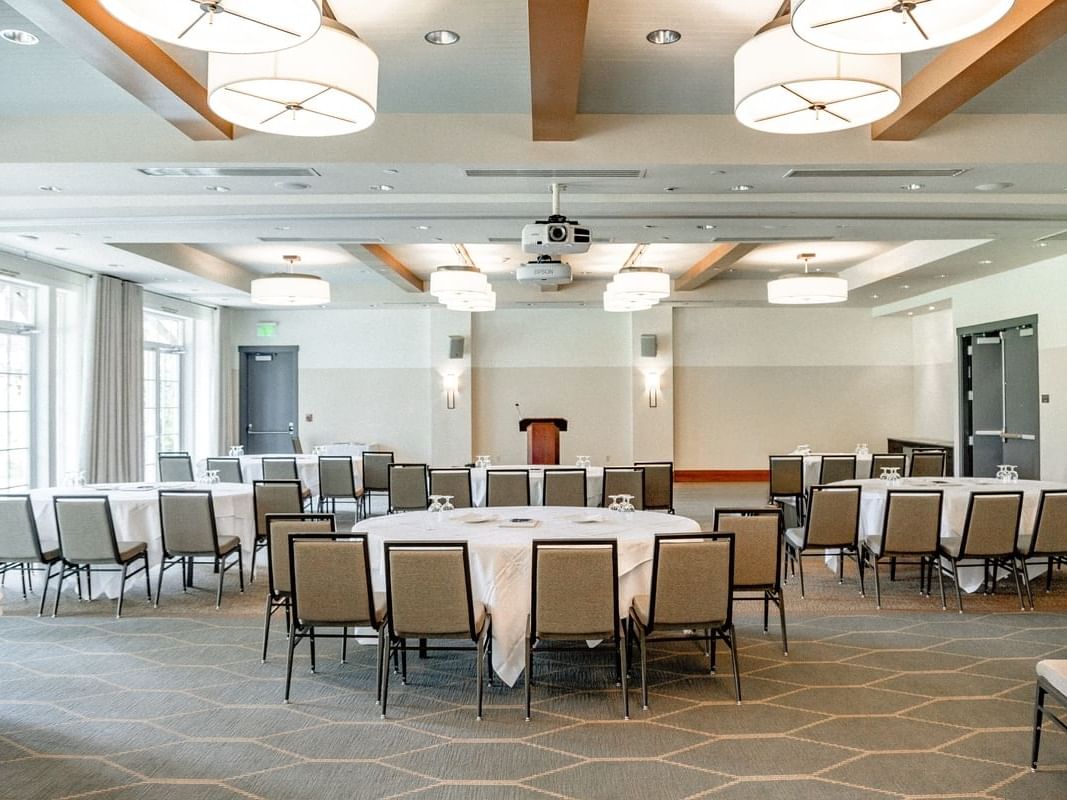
[261,513,334,662]
[52,496,150,618]
[284,533,385,704]
[361,451,395,516]
[0,494,62,616]
[317,456,364,517]
[629,533,738,709]
[769,455,805,524]
[939,491,1024,613]
[860,490,944,610]
[290,434,304,454]
[1018,490,1067,608]
[784,485,862,598]
[156,490,244,609]
[206,457,243,483]
[263,457,312,508]
[158,452,194,482]
[601,467,645,510]
[486,469,530,507]
[542,469,587,507]
[1032,659,1067,770]
[251,480,304,582]
[635,461,674,512]
[429,468,473,509]
[819,455,856,484]
[526,540,627,720]
[869,453,906,479]
[909,449,947,477]
[381,542,491,720]
[388,463,429,513]
[714,507,787,654]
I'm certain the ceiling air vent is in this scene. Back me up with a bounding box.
[784,168,969,179]
[465,169,645,179]
[257,236,383,243]
[710,236,835,243]
[487,236,613,244]
[139,167,322,178]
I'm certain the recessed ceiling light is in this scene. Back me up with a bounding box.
[413,225,431,230]
[205,185,230,192]
[979,259,993,265]
[275,181,310,191]
[928,305,936,311]
[871,294,879,299]
[663,186,678,192]
[902,284,910,289]
[383,168,400,174]
[107,263,123,268]
[938,274,947,278]
[370,184,394,192]
[1038,241,1049,247]
[697,224,716,230]
[18,234,38,240]
[646,29,681,45]
[901,183,925,191]
[38,185,62,192]
[274,225,291,231]
[425,29,460,45]
[55,247,71,251]
[708,169,725,175]
[1,29,39,46]
[975,182,1014,191]
[643,224,658,229]
[907,311,914,316]
[731,184,754,192]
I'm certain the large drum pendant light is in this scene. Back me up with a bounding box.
[100,0,323,54]
[208,18,378,137]
[251,256,331,306]
[767,253,848,304]
[734,15,900,134]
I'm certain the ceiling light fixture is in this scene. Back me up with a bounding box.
[603,267,670,312]
[251,254,331,306]
[1,29,39,46]
[734,12,900,134]
[205,185,230,192]
[766,252,848,304]
[429,265,495,312]
[424,29,460,45]
[791,0,1015,55]
[901,183,924,191]
[207,18,378,137]
[38,185,62,192]
[369,184,393,192]
[99,0,322,53]
[646,29,681,45]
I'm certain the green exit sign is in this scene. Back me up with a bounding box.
[256,321,278,338]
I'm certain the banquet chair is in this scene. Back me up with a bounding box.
[769,456,806,525]
[0,494,63,616]
[262,513,334,662]
[263,457,312,509]
[362,451,395,516]
[381,542,491,720]
[868,453,906,479]
[860,490,945,610]
[486,470,530,507]
[156,490,243,609]
[284,533,385,704]
[52,496,150,618]
[429,468,473,509]
[250,480,304,582]
[542,469,587,507]
[1032,659,1067,770]
[158,452,194,482]
[909,449,947,477]
[1017,490,1067,609]
[819,455,857,484]
[388,464,429,513]
[206,457,243,483]
[526,540,628,720]
[939,491,1024,613]
[290,434,304,454]
[630,534,738,710]
[784,485,862,599]
[714,507,787,654]
[635,461,674,513]
[601,467,645,510]
[318,456,365,518]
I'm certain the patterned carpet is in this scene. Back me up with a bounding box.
[2,488,1067,799]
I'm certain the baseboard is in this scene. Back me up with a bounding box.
[675,469,770,483]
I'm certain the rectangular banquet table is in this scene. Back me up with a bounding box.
[468,465,603,507]
[355,506,699,685]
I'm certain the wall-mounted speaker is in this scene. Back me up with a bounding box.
[640,334,657,358]
[449,335,465,359]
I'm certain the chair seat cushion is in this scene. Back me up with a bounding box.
[940,536,963,558]
[784,527,805,549]
[40,547,61,562]
[118,541,148,562]
[472,600,488,636]
[631,594,650,627]
[1037,659,1067,694]
[217,535,241,555]
[863,534,883,556]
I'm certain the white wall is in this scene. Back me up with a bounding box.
[910,309,956,442]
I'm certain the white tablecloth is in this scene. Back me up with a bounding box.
[28,482,255,598]
[315,442,376,458]
[801,452,874,490]
[468,465,604,507]
[200,454,364,497]
[355,506,700,686]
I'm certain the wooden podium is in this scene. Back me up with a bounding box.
[519,418,568,465]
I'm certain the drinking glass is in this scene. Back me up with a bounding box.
[76,471,86,488]
[618,494,635,513]
[441,496,455,515]
[428,494,444,513]
[607,494,621,512]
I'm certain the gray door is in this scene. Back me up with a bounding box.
[239,347,298,455]
[969,335,1004,478]
[1002,327,1040,478]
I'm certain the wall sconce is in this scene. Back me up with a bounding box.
[443,372,459,410]
[644,370,660,408]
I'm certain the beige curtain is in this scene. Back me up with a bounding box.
[86,276,144,483]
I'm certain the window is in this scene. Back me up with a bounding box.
[144,311,186,480]
[0,281,36,491]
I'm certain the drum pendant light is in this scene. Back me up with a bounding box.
[767,253,849,304]
[251,255,331,306]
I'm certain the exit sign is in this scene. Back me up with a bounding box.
[256,321,278,338]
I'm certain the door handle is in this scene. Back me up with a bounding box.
[248,430,294,435]
[1002,432,1036,441]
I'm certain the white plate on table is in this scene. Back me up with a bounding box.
[454,512,499,524]
[565,512,605,524]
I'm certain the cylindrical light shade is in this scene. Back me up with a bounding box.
[609,267,671,299]
[251,273,331,305]
[604,287,655,313]
[792,0,1015,55]
[100,0,322,54]
[735,18,900,134]
[445,289,497,312]
[767,274,849,304]
[208,19,378,137]
[430,266,489,298]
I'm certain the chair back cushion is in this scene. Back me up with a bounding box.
[389,464,428,511]
[909,450,946,477]
[362,451,394,492]
[869,454,905,479]
[54,497,116,562]
[291,537,374,626]
[386,545,472,638]
[486,471,529,507]
[159,454,194,482]
[267,516,334,594]
[318,457,355,498]
[651,536,732,629]
[429,469,473,508]
[805,486,860,548]
[882,491,942,555]
[254,481,304,536]
[716,512,780,588]
[819,456,856,484]
[262,458,298,481]
[602,468,644,509]
[769,457,803,495]
[636,462,673,510]
[1032,491,1067,556]
[206,457,242,483]
[542,470,586,507]
[159,492,216,554]
[0,495,41,561]
[533,542,616,639]
[963,492,1022,556]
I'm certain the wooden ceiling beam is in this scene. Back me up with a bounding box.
[345,244,425,292]
[675,243,760,291]
[7,0,232,141]
[872,0,1067,141]
[528,0,589,141]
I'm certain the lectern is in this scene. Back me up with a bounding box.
[519,418,568,465]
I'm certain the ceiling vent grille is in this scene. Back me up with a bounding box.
[139,167,322,178]
[465,169,645,179]
[487,236,613,244]
[257,236,383,243]
[710,236,835,243]
[784,168,969,179]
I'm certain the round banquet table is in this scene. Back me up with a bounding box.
[468,465,604,507]
[28,482,255,598]
[199,453,364,497]
[355,506,700,686]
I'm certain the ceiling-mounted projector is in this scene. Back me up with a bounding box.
[516,256,573,286]
[521,182,592,255]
